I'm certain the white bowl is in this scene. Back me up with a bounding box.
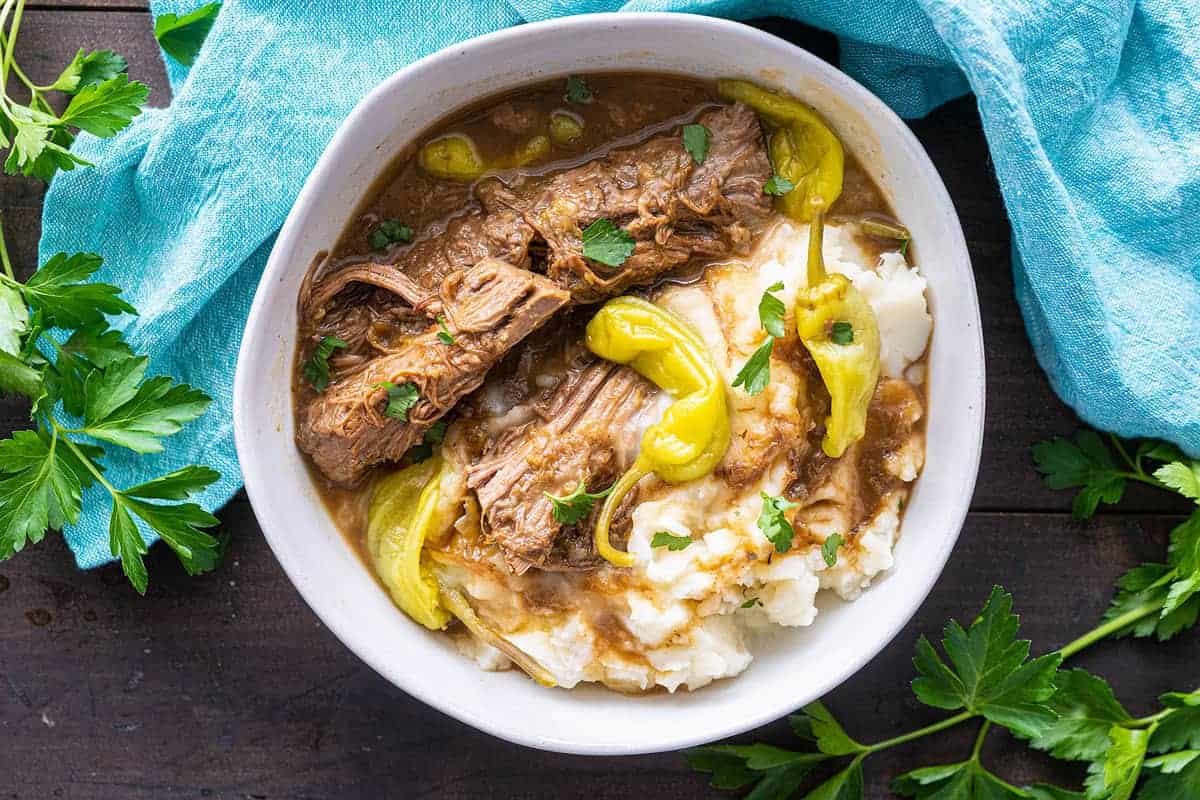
[233,12,984,756]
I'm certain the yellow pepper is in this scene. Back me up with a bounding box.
[585,297,730,566]
[716,79,844,222]
[367,456,454,630]
[795,212,881,458]
[418,133,551,181]
[549,110,584,144]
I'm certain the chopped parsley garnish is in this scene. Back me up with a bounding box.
[564,75,593,104]
[375,380,420,421]
[740,596,762,609]
[436,315,455,345]
[407,419,448,462]
[757,492,798,553]
[581,218,635,267]
[545,479,614,525]
[831,320,854,345]
[682,124,710,165]
[369,218,414,251]
[651,531,693,551]
[731,339,773,396]
[822,532,844,567]
[759,281,787,338]
[302,335,347,392]
[900,238,910,256]
[732,282,788,396]
[763,175,795,196]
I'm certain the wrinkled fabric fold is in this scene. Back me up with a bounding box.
[40,0,1200,568]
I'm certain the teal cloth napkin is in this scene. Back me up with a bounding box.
[40,0,1200,569]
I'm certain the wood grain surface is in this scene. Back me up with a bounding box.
[1,9,1195,800]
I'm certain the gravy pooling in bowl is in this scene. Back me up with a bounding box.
[292,73,932,692]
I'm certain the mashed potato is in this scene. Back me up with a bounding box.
[444,221,932,692]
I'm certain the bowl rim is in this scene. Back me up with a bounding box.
[234,11,985,755]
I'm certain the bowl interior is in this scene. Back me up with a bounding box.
[233,13,983,755]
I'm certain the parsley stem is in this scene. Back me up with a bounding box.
[1129,708,1174,728]
[0,212,14,280]
[863,710,975,754]
[1109,434,1141,475]
[1,0,23,91]
[970,720,991,760]
[1057,600,1162,659]
[52,418,119,496]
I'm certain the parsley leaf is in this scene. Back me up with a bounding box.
[1139,753,1200,800]
[49,49,128,93]
[686,745,829,799]
[375,381,420,421]
[682,124,710,165]
[436,315,455,345]
[0,282,28,355]
[1102,562,1200,642]
[911,586,1063,739]
[830,321,854,345]
[80,357,212,453]
[892,759,1028,799]
[800,701,866,756]
[759,281,787,338]
[406,419,448,462]
[0,430,83,556]
[1027,786,1085,800]
[58,74,149,138]
[302,335,347,392]
[741,596,762,608]
[1031,431,1126,519]
[1155,460,1200,503]
[764,175,795,196]
[581,218,635,267]
[1084,725,1151,800]
[733,338,774,396]
[124,465,221,500]
[20,252,136,329]
[1026,669,1132,761]
[758,492,798,553]
[154,2,222,66]
[369,218,413,250]
[544,479,613,525]
[803,758,864,800]
[822,532,844,567]
[651,531,692,551]
[564,75,593,104]
[1151,692,1200,754]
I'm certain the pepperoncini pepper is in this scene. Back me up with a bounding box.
[418,132,551,181]
[585,297,731,567]
[367,456,454,630]
[719,79,880,457]
[716,78,844,223]
[370,456,558,687]
[795,211,882,458]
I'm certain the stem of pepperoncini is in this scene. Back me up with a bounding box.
[807,209,826,286]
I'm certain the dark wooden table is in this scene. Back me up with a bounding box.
[1,6,1194,799]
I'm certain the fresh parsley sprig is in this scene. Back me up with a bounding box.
[0,1,222,593]
[545,479,614,525]
[688,427,1200,799]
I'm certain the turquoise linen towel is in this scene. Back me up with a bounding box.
[40,0,1200,569]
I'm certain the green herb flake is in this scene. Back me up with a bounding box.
[545,479,614,525]
[369,218,414,251]
[681,124,710,165]
[821,532,844,567]
[740,596,762,609]
[564,75,593,104]
[581,218,636,267]
[732,338,774,397]
[763,175,795,196]
[302,336,348,393]
[435,315,455,345]
[757,492,798,553]
[759,281,787,339]
[830,321,854,345]
[374,381,420,422]
[651,531,693,551]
